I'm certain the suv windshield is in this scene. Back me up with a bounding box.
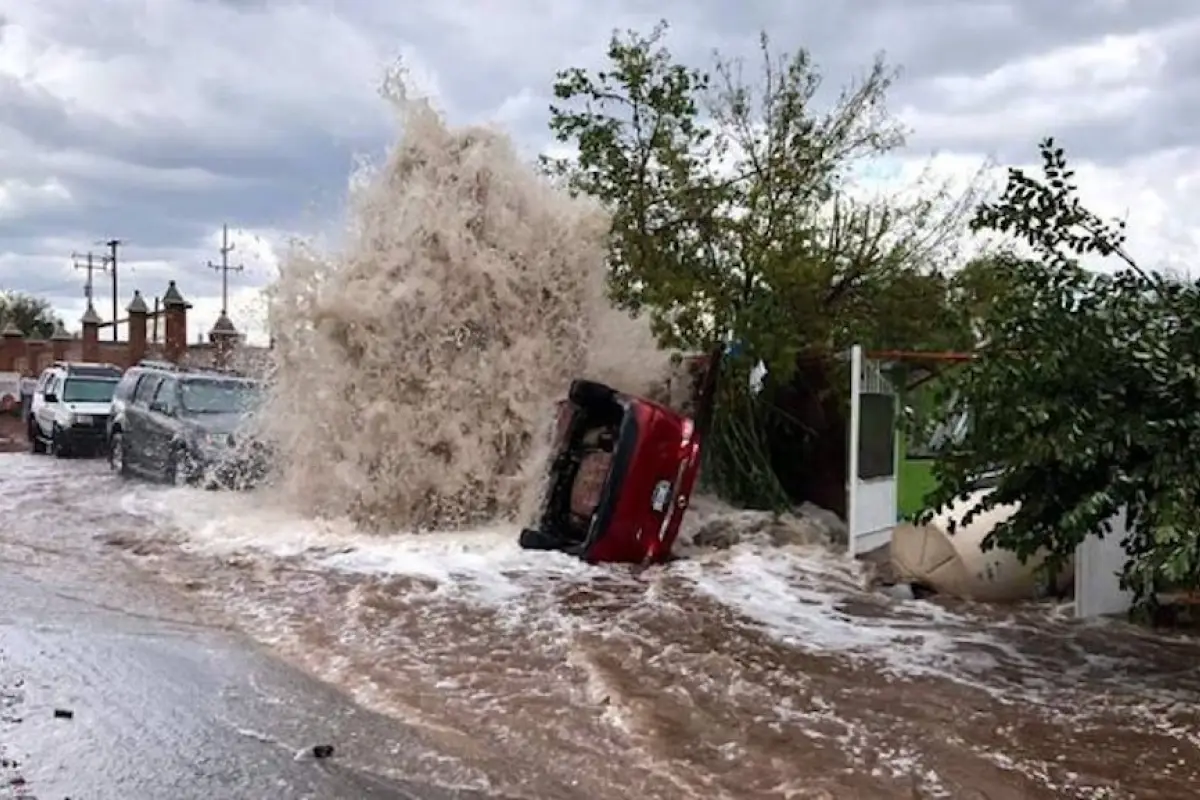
[179,379,260,414]
[62,378,118,404]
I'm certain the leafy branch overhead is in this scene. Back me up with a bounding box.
[928,137,1200,608]
[972,138,1140,275]
[543,21,984,379]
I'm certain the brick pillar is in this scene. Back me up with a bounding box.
[50,321,72,361]
[127,290,149,365]
[26,338,47,374]
[209,312,239,368]
[0,321,22,372]
[161,281,191,364]
[81,304,101,362]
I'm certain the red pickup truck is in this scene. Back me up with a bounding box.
[519,369,714,565]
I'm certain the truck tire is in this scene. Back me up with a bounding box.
[50,425,70,458]
[28,421,45,454]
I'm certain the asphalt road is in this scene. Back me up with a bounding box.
[0,542,496,800]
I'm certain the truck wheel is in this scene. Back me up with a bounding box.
[50,426,70,458]
[29,421,46,454]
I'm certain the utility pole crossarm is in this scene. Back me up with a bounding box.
[207,224,244,315]
[72,251,108,304]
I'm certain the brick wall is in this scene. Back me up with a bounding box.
[0,280,260,377]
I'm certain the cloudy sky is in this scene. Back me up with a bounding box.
[1,0,1198,345]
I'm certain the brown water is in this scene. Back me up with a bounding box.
[66,465,1193,800]
[2,456,1199,796]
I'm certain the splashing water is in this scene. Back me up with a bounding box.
[260,81,671,533]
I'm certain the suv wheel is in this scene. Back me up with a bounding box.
[109,431,128,476]
[168,449,197,488]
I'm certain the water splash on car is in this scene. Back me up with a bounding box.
[257,74,673,534]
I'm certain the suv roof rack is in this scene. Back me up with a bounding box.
[135,359,252,380]
[136,359,180,372]
[52,361,123,377]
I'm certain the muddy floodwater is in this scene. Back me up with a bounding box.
[2,452,1198,799]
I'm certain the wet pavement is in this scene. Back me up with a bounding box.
[2,451,1200,798]
[0,464,500,798]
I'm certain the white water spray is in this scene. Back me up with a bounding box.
[259,79,671,532]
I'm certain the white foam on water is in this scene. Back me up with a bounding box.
[116,481,1037,701]
[119,484,608,607]
[672,541,1053,698]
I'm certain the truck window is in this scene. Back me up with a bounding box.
[133,375,162,406]
[62,378,119,404]
[152,378,178,412]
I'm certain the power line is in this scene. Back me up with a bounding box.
[207,224,243,315]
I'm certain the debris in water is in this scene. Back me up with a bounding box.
[294,744,336,761]
[881,583,916,601]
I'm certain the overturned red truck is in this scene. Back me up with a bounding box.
[519,352,720,565]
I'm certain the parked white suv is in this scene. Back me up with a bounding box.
[28,361,123,457]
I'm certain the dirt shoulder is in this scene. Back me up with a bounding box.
[0,413,25,453]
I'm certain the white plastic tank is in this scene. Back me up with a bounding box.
[890,489,1072,602]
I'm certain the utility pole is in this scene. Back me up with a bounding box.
[96,239,125,342]
[207,224,243,315]
[71,251,108,305]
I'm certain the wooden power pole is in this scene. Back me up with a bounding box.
[97,239,125,341]
[207,224,243,315]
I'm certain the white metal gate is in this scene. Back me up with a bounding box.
[1074,508,1133,619]
[846,344,899,557]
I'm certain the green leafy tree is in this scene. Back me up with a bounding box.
[924,137,1200,611]
[544,22,976,377]
[0,291,59,339]
[545,21,983,507]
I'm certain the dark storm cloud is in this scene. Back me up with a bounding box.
[895,9,1200,164]
[686,0,1195,81]
[0,69,386,192]
[0,71,374,293]
[397,0,1200,168]
[2,0,1199,320]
